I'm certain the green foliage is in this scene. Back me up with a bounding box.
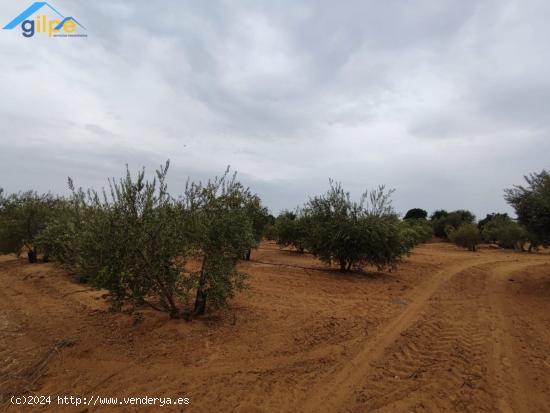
[263,224,277,241]
[301,181,412,272]
[448,224,481,251]
[404,208,428,220]
[431,209,476,238]
[72,162,192,316]
[262,214,277,240]
[242,196,270,260]
[274,211,309,253]
[184,169,258,315]
[480,214,508,243]
[34,198,80,265]
[477,213,509,234]
[0,190,56,262]
[402,218,433,244]
[481,215,526,249]
[31,163,261,318]
[430,210,448,221]
[505,170,550,249]
[491,221,526,250]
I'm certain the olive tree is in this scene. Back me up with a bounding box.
[184,170,257,316]
[34,193,83,269]
[404,208,428,220]
[242,196,270,260]
[303,181,412,272]
[33,163,263,318]
[0,191,56,262]
[431,209,476,238]
[477,213,509,235]
[505,170,550,250]
[274,211,309,253]
[37,162,192,317]
[448,224,481,251]
[481,215,526,249]
[402,218,433,244]
[94,163,193,316]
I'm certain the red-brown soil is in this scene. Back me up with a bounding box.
[1,242,549,412]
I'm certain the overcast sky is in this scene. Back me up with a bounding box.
[1,0,549,218]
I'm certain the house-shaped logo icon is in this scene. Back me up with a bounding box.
[3,2,86,38]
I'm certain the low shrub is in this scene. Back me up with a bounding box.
[448,223,481,251]
[301,181,413,272]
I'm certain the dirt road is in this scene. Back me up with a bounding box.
[1,242,549,412]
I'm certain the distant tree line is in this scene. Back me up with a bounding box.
[398,170,550,252]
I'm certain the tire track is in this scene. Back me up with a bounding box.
[486,261,547,413]
[351,263,496,412]
[327,259,546,413]
[301,257,505,413]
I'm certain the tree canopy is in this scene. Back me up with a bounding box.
[505,170,550,248]
[404,208,428,220]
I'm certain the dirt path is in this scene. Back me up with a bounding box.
[486,261,550,413]
[1,243,549,412]
[487,262,530,413]
[301,257,507,413]
[340,258,550,412]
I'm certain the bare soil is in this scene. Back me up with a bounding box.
[1,242,549,412]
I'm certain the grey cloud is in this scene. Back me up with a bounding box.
[1,0,549,219]
[477,82,550,129]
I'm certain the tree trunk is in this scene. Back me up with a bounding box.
[245,249,251,261]
[27,249,37,263]
[339,259,347,272]
[193,257,208,316]
[43,254,50,263]
[194,289,207,316]
[168,304,180,319]
[163,291,180,319]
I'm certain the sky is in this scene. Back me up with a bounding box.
[1,0,549,219]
